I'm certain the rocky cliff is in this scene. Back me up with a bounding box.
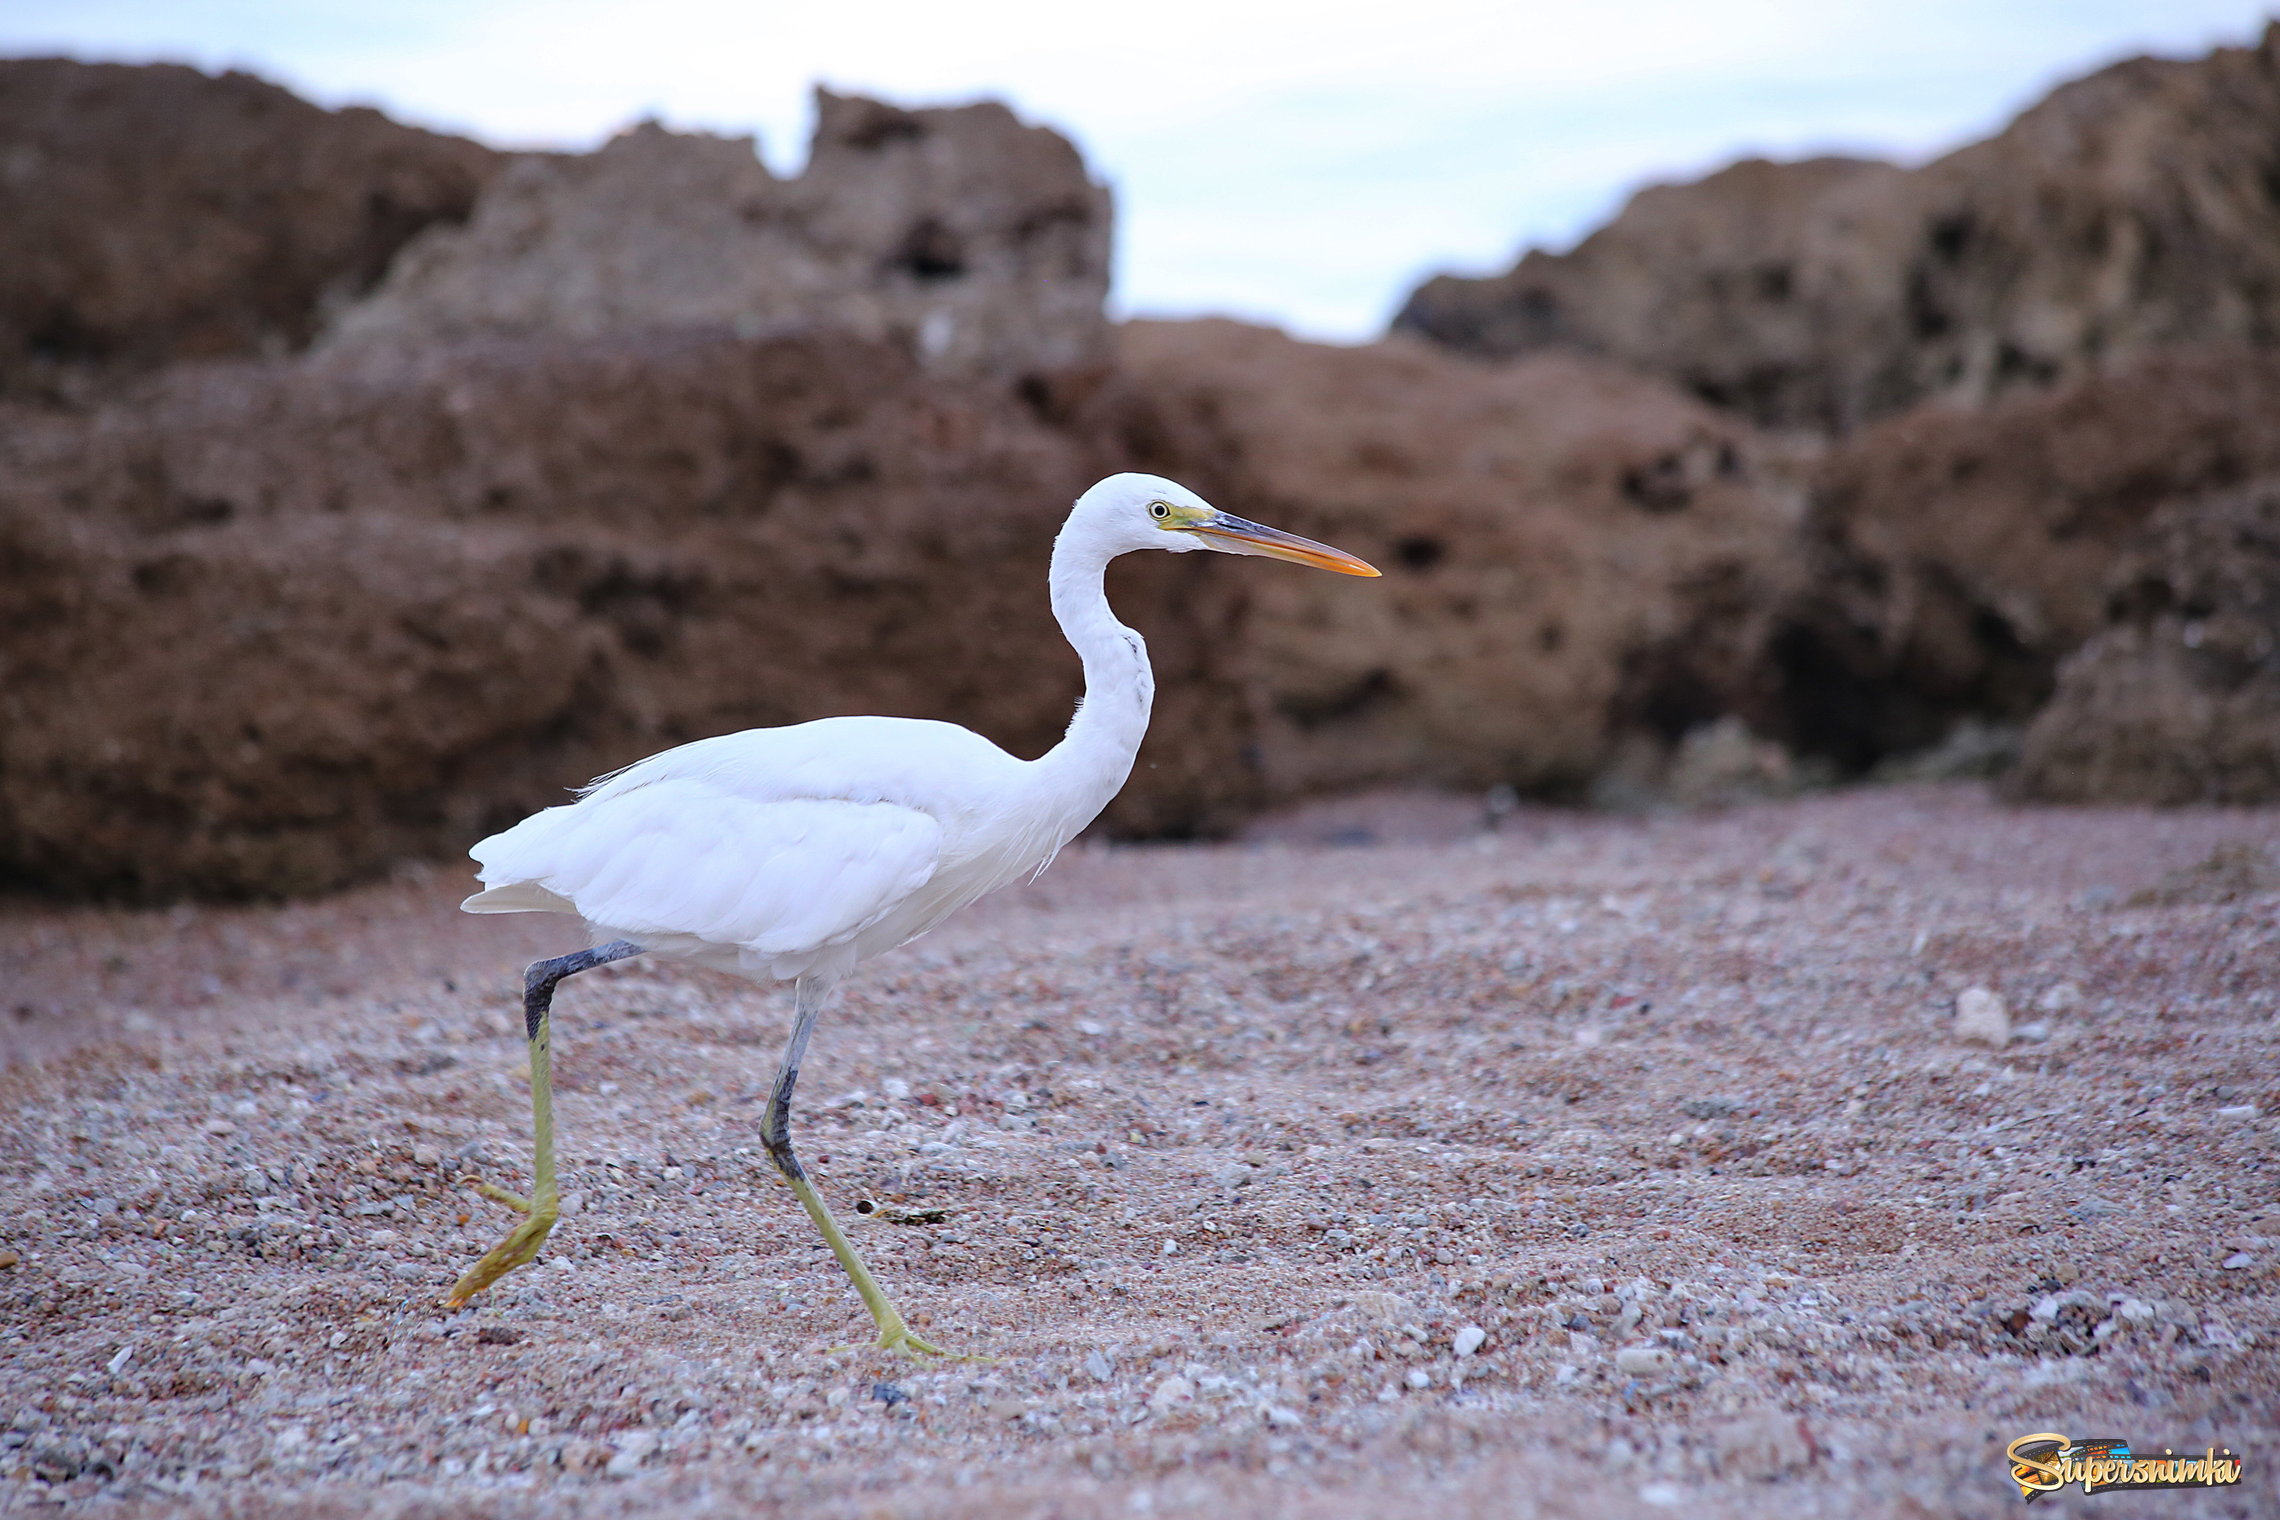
[1095,321,1804,801]
[0,331,1251,897]
[2014,478,2280,804]
[1395,25,2280,433]
[1766,348,2280,768]
[0,58,500,400]
[320,92,1112,381]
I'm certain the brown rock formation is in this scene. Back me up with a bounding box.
[0,316,1810,899]
[1396,25,2280,432]
[0,331,1250,899]
[322,92,1111,381]
[0,59,500,398]
[2013,479,2280,804]
[1094,320,1805,800]
[1769,348,2280,769]
[0,61,1820,899]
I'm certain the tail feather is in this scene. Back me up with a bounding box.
[461,881,579,915]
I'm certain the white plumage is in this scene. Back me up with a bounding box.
[440,472,1377,1346]
[461,474,1375,981]
[469,720,1018,980]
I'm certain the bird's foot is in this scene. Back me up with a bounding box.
[825,1319,978,1360]
[875,1318,983,1360]
[442,1195,558,1310]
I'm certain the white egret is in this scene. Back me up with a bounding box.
[445,473,1379,1352]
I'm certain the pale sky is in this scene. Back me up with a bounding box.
[5,1,2272,340]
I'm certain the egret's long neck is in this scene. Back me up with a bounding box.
[1035,524,1153,816]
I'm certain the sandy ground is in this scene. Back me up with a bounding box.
[1,783,2276,1518]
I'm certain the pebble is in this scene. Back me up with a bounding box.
[2222,1252,2255,1270]
[604,1431,657,1478]
[1955,987,2010,1047]
[1083,1349,1114,1382]
[1148,1376,1194,1412]
[1346,1291,1416,1322]
[2216,1105,2259,1122]
[1403,1368,1431,1390]
[1451,1326,1486,1357]
[1614,1347,1671,1376]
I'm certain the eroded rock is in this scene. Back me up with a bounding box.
[0,58,500,398]
[1095,320,1807,802]
[0,330,1250,898]
[1396,25,2280,433]
[1769,349,2280,768]
[2014,480,2280,804]
[321,92,1110,381]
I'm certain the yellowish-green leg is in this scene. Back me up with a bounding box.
[444,941,640,1309]
[768,975,960,1357]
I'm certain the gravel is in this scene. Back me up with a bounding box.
[0,782,2274,1518]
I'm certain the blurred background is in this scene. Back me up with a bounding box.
[3,2,2278,900]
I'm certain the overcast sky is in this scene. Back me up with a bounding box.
[6,1,2273,340]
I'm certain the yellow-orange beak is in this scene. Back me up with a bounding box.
[1186,513,1381,577]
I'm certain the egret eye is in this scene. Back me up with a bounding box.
[1150,501,1172,520]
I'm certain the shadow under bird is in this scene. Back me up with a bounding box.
[448,473,1379,1354]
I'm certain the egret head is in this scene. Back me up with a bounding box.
[1072,473,1381,576]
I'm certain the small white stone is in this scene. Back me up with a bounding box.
[1161,1238,1178,1256]
[2216,1105,2259,1122]
[2037,982,2083,1013]
[1346,1291,1416,1322]
[1451,1325,1487,1357]
[1615,1346,1671,1376]
[1955,987,2010,1047]
[1083,1349,1114,1382]
[1404,1368,1431,1390]
[105,1345,133,1375]
[1263,1404,1303,1429]
[1147,1375,1194,1412]
[411,1143,442,1167]
[1639,1482,1685,1508]
[604,1431,657,1478]
[2222,1252,2255,1270]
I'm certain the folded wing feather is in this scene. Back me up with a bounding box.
[463,779,942,958]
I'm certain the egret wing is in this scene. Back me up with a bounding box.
[470,779,941,957]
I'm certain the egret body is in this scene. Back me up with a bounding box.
[445,473,1378,1352]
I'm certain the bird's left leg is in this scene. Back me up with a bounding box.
[763,974,956,1357]
[444,939,641,1309]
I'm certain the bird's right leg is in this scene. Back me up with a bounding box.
[763,975,956,1357]
[444,939,641,1309]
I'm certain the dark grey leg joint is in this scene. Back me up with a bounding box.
[762,1063,806,1182]
[522,939,643,1040]
[759,975,834,1185]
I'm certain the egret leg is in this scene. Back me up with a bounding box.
[764,974,954,1357]
[444,939,641,1309]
